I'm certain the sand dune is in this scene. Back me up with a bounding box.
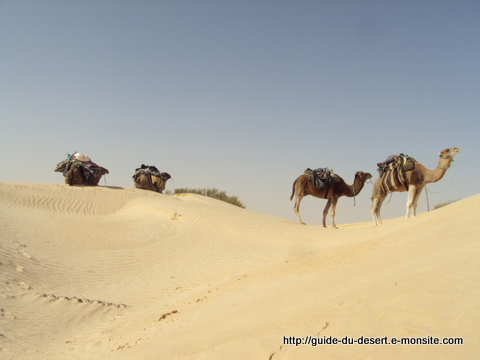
[1,182,479,359]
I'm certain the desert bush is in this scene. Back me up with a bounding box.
[434,199,460,210]
[168,188,245,208]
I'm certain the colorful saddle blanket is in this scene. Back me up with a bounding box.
[376,154,416,192]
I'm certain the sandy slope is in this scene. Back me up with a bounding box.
[1,182,479,359]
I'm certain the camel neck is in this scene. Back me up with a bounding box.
[424,157,453,183]
[348,175,364,197]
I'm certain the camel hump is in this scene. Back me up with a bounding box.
[304,167,335,190]
[304,167,334,176]
[377,154,415,173]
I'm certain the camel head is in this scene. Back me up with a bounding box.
[160,172,171,181]
[439,147,460,160]
[355,171,373,182]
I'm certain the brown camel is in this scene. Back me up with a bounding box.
[290,171,372,227]
[371,147,460,226]
[133,167,171,193]
[55,154,109,186]
[64,163,109,186]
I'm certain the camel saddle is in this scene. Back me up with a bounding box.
[376,154,415,174]
[304,167,335,191]
[132,164,169,181]
[376,154,416,192]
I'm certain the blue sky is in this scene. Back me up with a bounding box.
[1,0,479,226]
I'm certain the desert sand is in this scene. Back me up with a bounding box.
[1,181,479,359]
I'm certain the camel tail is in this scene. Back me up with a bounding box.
[290,179,296,201]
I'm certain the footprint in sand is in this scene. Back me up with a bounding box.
[21,251,32,259]
[38,293,129,308]
[17,281,30,290]
[15,263,24,272]
[1,309,16,321]
[154,310,178,322]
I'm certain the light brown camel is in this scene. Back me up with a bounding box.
[371,147,460,226]
[133,167,171,193]
[290,171,372,228]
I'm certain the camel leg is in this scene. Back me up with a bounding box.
[405,185,417,218]
[376,198,385,225]
[411,185,424,216]
[322,198,332,228]
[371,197,377,226]
[65,168,74,186]
[371,192,386,226]
[293,193,306,225]
[330,197,339,228]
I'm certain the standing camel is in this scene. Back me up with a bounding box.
[371,147,460,226]
[290,171,372,228]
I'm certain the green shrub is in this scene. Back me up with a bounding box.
[434,199,460,210]
[167,188,245,208]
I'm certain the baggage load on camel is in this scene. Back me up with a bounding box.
[304,167,335,190]
[72,153,90,162]
[54,152,109,186]
[133,164,162,178]
[376,153,415,173]
[376,153,415,193]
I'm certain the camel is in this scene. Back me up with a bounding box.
[54,153,109,186]
[133,165,171,193]
[290,170,372,228]
[64,163,109,186]
[371,147,460,226]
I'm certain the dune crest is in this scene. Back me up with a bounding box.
[1,182,479,359]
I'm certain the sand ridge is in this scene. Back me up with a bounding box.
[1,182,479,359]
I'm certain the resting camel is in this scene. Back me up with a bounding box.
[133,165,171,193]
[290,171,372,228]
[371,147,460,226]
[54,153,109,186]
[65,163,109,186]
